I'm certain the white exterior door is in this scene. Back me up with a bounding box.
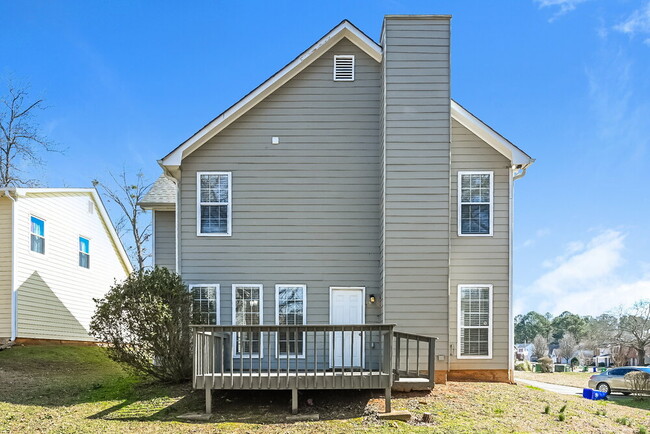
[330,287,365,368]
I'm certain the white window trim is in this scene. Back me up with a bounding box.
[457,284,493,359]
[333,54,355,81]
[232,283,263,358]
[275,284,307,359]
[189,284,221,325]
[78,235,91,269]
[196,171,232,237]
[457,171,494,237]
[29,215,46,255]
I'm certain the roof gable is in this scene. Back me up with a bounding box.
[161,20,382,169]
[7,188,133,273]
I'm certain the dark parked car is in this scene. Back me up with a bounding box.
[588,367,650,395]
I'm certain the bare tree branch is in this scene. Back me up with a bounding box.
[93,169,153,271]
[0,79,61,187]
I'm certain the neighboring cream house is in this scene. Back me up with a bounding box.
[141,15,534,413]
[0,188,132,343]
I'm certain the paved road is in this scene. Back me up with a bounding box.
[516,378,583,396]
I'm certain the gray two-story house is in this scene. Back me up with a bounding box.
[141,15,533,414]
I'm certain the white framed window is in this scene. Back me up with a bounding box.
[30,216,45,254]
[458,171,493,236]
[333,55,355,81]
[197,172,232,236]
[275,284,306,358]
[190,284,220,325]
[79,236,90,268]
[457,284,493,359]
[232,284,263,357]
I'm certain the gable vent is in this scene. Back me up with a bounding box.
[333,55,355,81]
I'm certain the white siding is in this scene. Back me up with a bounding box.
[0,197,12,338]
[14,193,130,341]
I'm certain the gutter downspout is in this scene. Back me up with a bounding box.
[4,190,17,342]
[508,168,514,383]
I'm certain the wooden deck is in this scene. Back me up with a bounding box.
[192,324,436,414]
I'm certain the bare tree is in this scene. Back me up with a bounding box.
[618,301,650,366]
[0,80,59,187]
[93,169,152,271]
[556,333,577,364]
[532,334,549,360]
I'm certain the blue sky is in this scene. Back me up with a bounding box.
[2,0,649,316]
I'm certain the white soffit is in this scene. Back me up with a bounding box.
[451,100,533,167]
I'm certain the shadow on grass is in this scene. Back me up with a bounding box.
[89,388,378,424]
[606,396,650,411]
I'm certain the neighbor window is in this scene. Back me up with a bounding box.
[79,237,90,268]
[197,172,231,236]
[233,284,262,356]
[30,216,45,254]
[190,284,219,325]
[458,171,493,236]
[276,285,306,357]
[458,285,492,358]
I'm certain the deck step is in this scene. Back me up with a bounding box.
[392,377,433,392]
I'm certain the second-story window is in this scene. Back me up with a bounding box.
[30,216,45,254]
[79,237,90,268]
[197,172,231,236]
[458,171,493,236]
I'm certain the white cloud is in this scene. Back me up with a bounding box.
[534,0,590,21]
[614,2,650,40]
[516,230,650,316]
[520,228,551,248]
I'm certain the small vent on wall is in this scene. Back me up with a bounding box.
[333,55,355,81]
[88,200,94,214]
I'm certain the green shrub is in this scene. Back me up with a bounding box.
[559,404,567,413]
[638,426,647,434]
[558,413,566,422]
[538,357,554,373]
[543,404,551,414]
[616,417,632,426]
[90,267,192,382]
[515,360,533,371]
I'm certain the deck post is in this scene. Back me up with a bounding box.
[291,388,298,414]
[384,387,391,413]
[428,337,437,386]
[205,388,212,415]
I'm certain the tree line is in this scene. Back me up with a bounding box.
[515,301,650,365]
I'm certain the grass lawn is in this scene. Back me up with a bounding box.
[514,370,594,389]
[1,346,649,433]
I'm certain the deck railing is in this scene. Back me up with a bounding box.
[192,324,436,414]
[394,331,437,383]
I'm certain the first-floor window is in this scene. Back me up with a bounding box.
[79,237,90,268]
[276,285,306,357]
[458,284,492,358]
[30,216,45,254]
[233,284,262,356]
[191,284,219,325]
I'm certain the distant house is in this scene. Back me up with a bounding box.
[0,188,132,344]
[515,343,535,361]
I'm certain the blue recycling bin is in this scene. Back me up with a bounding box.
[583,388,607,400]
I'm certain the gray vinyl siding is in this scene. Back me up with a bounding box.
[153,210,176,271]
[449,119,511,370]
[179,37,381,365]
[381,17,451,368]
[0,197,12,338]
